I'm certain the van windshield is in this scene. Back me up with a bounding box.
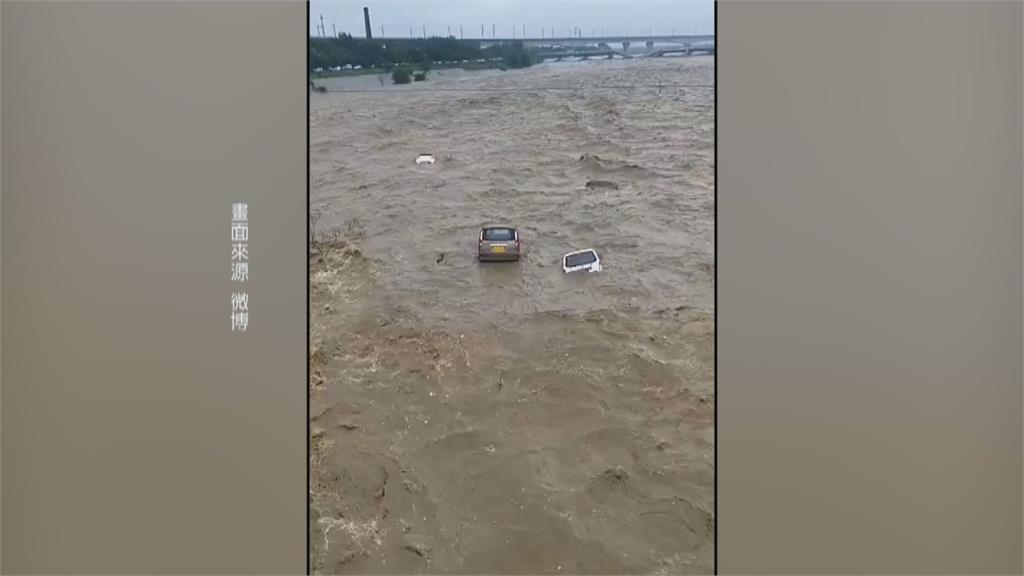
[565,251,597,267]
[483,228,515,241]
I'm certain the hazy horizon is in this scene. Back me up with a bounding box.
[309,1,714,39]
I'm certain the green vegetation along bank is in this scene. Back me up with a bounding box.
[310,35,539,75]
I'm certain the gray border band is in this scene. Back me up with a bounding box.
[2,2,307,573]
[719,1,1023,573]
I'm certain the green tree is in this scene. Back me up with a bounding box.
[391,67,413,84]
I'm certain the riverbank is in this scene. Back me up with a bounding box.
[312,59,501,80]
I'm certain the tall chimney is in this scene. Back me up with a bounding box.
[363,7,372,39]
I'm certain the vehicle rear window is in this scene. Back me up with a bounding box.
[483,228,515,241]
[565,251,597,267]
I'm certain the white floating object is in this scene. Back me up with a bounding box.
[562,248,602,273]
[415,154,436,165]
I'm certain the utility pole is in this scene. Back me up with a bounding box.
[381,24,384,37]
[522,24,525,38]
[481,24,484,38]
[492,23,495,38]
[410,26,413,38]
[448,25,451,37]
[319,14,325,37]
[332,22,337,37]
[460,25,463,39]
[422,25,426,38]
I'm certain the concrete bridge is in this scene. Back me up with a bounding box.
[478,34,714,49]
[535,49,627,61]
[481,35,714,59]
[644,44,716,57]
[532,41,714,61]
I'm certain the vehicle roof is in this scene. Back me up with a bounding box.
[564,248,598,257]
[481,225,517,230]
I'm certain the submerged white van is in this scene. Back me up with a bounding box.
[562,249,601,273]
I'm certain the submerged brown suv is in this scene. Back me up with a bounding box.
[478,226,520,262]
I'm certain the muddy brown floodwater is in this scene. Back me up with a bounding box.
[310,56,714,575]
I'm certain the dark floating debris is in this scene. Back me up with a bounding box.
[597,466,630,486]
[403,541,431,560]
[585,179,620,190]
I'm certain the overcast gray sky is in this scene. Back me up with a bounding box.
[309,1,713,39]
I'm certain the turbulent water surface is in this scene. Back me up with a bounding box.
[310,56,714,575]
